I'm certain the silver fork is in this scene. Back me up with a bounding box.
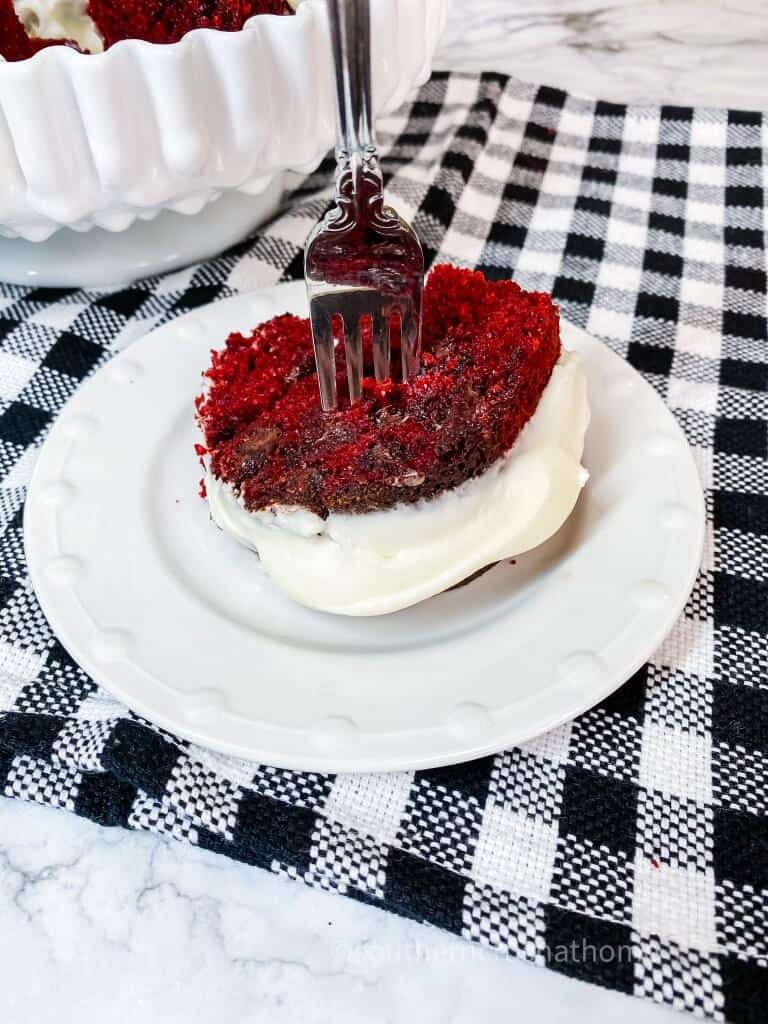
[304,0,425,412]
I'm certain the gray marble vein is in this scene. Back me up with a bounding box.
[437,0,768,109]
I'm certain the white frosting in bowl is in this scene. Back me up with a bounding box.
[206,350,590,616]
[14,0,103,52]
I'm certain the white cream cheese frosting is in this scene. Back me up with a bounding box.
[14,0,103,52]
[206,350,590,616]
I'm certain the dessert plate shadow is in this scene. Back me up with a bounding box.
[24,282,704,772]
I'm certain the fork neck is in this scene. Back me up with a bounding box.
[326,0,381,199]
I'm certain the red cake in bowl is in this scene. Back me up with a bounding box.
[196,266,591,616]
[0,0,294,59]
[88,0,293,47]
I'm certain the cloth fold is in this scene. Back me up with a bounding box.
[0,72,766,1023]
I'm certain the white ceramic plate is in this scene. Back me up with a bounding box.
[25,282,704,772]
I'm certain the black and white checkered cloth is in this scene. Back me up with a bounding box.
[0,72,766,1022]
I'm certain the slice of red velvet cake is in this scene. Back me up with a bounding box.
[196,266,590,616]
[198,266,563,516]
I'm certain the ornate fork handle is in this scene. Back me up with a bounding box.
[327,0,378,200]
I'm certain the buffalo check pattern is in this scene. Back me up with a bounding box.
[0,73,766,1022]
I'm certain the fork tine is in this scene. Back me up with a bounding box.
[372,310,390,382]
[344,315,364,405]
[401,299,421,382]
[310,304,337,412]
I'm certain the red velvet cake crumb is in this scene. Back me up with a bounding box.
[197,265,562,517]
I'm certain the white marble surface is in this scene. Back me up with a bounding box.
[3,4,766,1022]
[0,799,681,1024]
[438,0,768,110]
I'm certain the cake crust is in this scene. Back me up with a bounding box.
[197,266,562,518]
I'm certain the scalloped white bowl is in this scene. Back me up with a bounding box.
[0,0,447,242]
